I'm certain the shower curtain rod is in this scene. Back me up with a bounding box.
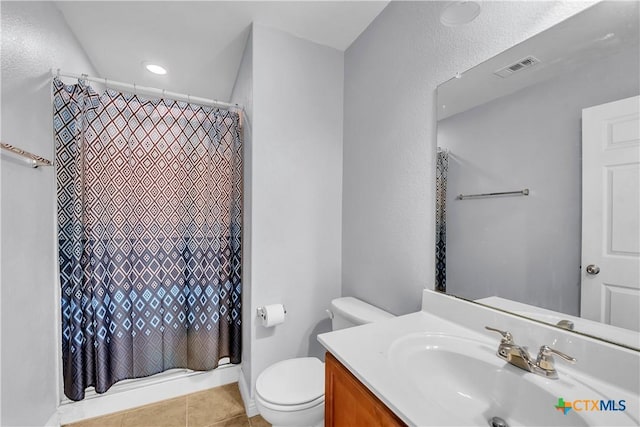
[52,69,244,114]
[0,142,52,168]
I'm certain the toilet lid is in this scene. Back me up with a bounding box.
[256,357,324,406]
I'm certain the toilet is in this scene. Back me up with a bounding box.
[255,297,394,427]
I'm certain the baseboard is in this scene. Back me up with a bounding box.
[238,367,258,417]
[55,364,240,425]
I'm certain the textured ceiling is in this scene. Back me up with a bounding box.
[438,1,639,119]
[55,1,389,102]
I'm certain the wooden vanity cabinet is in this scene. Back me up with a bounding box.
[325,352,406,427]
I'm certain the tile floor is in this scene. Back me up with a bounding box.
[65,383,270,427]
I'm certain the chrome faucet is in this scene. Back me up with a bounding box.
[485,326,576,379]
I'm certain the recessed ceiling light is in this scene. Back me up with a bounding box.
[440,1,481,27]
[142,61,167,75]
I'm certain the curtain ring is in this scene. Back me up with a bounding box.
[162,89,166,99]
[134,83,137,95]
[56,68,60,77]
[187,94,191,104]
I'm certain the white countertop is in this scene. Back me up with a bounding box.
[318,290,640,427]
[318,310,489,426]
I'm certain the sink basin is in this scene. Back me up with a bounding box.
[389,333,636,426]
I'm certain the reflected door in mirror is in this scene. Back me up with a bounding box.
[581,96,640,331]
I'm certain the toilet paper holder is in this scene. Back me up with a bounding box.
[256,305,287,320]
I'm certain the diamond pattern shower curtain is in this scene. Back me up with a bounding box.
[436,149,448,292]
[53,78,242,401]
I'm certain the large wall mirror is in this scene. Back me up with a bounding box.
[435,1,639,349]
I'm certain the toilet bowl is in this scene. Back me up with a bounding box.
[255,357,324,427]
[255,297,394,427]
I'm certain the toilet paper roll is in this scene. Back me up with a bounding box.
[260,304,286,327]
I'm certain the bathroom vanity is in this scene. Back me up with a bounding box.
[325,352,404,427]
[318,290,640,426]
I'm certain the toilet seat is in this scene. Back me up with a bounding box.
[256,357,325,411]
[256,393,324,412]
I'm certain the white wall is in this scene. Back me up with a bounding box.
[440,46,639,316]
[229,28,254,397]
[240,23,343,403]
[342,1,595,316]
[0,3,3,421]
[0,2,97,425]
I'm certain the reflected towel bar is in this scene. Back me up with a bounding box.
[0,142,52,168]
[457,188,529,200]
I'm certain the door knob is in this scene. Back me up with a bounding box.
[586,264,600,275]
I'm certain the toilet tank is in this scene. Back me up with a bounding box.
[328,297,394,331]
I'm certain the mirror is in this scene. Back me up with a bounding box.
[435,1,639,349]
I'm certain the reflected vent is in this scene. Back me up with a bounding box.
[494,56,540,78]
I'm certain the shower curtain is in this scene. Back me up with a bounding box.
[435,149,448,292]
[53,78,242,401]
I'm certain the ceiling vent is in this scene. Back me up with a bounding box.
[494,56,540,78]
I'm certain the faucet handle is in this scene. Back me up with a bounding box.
[485,326,514,344]
[536,345,576,371]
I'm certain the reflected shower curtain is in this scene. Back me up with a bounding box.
[435,149,448,292]
[53,78,242,401]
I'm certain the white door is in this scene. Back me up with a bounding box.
[581,95,640,331]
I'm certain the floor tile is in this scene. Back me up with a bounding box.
[248,415,271,427]
[121,396,187,427]
[64,383,253,427]
[207,415,250,427]
[187,383,245,427]
[65,412,124,427]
